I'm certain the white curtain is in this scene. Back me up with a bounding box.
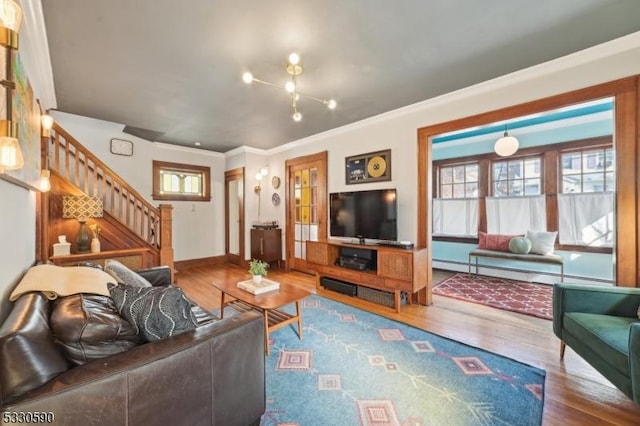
[486,195,546,235]
[432,198,478,237]
[557,192,614,246]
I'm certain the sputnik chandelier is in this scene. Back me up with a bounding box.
[242,53,336,122]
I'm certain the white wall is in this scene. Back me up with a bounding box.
[50,112,226,262]
[0,181,37,321]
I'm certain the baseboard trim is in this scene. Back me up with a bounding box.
[175,255,228,271]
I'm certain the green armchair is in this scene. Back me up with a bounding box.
[553,283,640,405]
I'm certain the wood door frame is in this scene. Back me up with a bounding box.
[225,167,245,266]
[285,151,328,272]
[418,76,639,286]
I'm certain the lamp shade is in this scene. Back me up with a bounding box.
[62,196,104,220]
[0,0,21,32]
[494,134,519,157]
[0,136,24,171]
[39,169,51,192]
[0,0,21,49]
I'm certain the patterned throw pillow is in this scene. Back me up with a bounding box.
[108,284,198,342]
[104,259,152,287]
[478,231,521,252]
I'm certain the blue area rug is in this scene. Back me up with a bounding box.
[249,295,544,425]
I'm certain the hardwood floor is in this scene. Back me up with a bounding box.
[176,263,640,426]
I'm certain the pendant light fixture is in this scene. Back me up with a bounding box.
[243,53,336,122]
[494,124,519,157]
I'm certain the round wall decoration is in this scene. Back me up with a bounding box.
[367,156,387,178]
[272,193,280,205]
[271,176,281,189]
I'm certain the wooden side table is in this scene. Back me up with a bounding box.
[49,248,150,270]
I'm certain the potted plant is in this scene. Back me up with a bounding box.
[248,259,269,284]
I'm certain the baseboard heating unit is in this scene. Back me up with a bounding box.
[320,277,357,296]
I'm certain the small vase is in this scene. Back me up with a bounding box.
[252,275,263,284]
[91,237,101,253]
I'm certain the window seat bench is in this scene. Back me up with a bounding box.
[468,248,564,281]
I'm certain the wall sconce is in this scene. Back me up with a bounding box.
[38,169,51,192]
[0,0,22,50]
[41,114,54,137]
[0,0,22,174]
[0,120,22,173]
[254,167,268,193]
[254,167,268,219]
[62,196,104,253]
[38,114,54,191]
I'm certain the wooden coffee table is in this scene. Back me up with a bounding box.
[213,280,311,355]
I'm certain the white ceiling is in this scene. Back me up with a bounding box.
[41,0,640,153]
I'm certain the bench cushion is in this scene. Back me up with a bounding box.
[469,249,564,265]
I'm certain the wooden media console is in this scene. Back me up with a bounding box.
[306,239,431,312]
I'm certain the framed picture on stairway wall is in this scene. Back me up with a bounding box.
[345,149,391,185]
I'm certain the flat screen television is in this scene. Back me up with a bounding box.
[329,189,397,241]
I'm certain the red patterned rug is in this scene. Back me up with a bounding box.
[433,273,553,320]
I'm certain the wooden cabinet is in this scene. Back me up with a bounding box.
[306,240,431,312]
[251,228,282,267]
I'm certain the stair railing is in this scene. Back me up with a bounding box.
[48,123,165,251]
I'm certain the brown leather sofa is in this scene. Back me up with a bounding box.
[0,266,265,425]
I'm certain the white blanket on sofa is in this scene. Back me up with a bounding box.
[9,264,115,301]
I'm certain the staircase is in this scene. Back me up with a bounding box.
[42,123,174,271]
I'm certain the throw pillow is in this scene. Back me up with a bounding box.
[104,259,152,287]
[509,237,532,254]
[108,283,198,342]
[51,294,142,365]
[526,230,558,255]
[478,231,521,252]
[0,293,69,403]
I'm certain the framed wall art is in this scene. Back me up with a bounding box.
[345,149,391,184]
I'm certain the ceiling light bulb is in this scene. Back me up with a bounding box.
[327,99,337,109]
[242,72,254,84]
[288,53,300,65]
[293,111,302,122]
[285,81,296,93]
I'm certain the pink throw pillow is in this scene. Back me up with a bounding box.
[478,231,521,252]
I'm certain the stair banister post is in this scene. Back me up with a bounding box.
[159,204,175,281]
